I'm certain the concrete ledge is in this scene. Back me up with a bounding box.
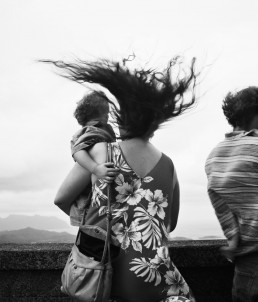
[0,243,72,270]
[168,239,230,267]
[167,240,234,302]
[0,240,234,302]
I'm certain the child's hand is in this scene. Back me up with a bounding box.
[93,162,119,183]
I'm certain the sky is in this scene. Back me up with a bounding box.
[1,0,258,238]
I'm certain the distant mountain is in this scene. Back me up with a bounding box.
[0,215,69,231]
[198,235,224,240]
[169,236,193,241]
[0,227,76,243]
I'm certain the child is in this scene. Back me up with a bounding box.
[69,91,117,226]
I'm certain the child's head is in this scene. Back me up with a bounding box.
[74,91,110,126]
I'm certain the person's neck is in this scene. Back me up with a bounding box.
[125,137,150,144]
[233,115,258,132]
[233,126,244,131]
[86,119,106,126]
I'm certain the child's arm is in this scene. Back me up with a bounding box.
[74,149,119,182]
[54,163,91,215]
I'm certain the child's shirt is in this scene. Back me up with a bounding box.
[71,120,115,157]
[69,120,116,226]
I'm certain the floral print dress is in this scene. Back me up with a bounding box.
[92,142,195,302]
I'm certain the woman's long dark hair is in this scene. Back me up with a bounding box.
[40,56,198,139]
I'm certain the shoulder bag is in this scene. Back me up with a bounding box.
[61,143,113,302]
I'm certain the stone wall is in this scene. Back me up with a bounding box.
[0,240,234,302]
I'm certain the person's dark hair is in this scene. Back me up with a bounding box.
[40,56,198,139]
[222,86,258,129]
[74,91,109,126]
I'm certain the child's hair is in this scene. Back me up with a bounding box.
[74,91,109,126]
[41,56,198,139]
[222,86,258,128]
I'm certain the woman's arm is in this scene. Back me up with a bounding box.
[54,163,91,215]
[167,167,180,237]
[54,142,117,215]
[169,181,180,232]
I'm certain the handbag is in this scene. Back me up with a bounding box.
[61,143,113,302]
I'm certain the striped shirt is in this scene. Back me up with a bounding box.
[205,130,258,255]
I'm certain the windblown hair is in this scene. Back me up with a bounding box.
[222,86,258,128]
[74,91,109,126]
[40,56,197,139]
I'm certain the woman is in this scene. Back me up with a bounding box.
[47,56,198,302]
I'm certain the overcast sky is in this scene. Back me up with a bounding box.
[1,0,258,237]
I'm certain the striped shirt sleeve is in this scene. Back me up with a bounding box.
[205,130,258,243]
[207,188,239,239]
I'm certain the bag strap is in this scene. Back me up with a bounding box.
[100,142,112,264]
[76,143,113,264]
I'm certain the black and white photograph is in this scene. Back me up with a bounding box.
[1,1,258,301]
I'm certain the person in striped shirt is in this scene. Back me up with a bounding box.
[205,86,258,302]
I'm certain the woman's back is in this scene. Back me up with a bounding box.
[89,141,194,302]
[117,138,162,178]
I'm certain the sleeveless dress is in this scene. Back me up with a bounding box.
[90,142,195,302]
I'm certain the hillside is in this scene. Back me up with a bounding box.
[169,236,192,241]
[0,227,75,243]
[0,215,69,231]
